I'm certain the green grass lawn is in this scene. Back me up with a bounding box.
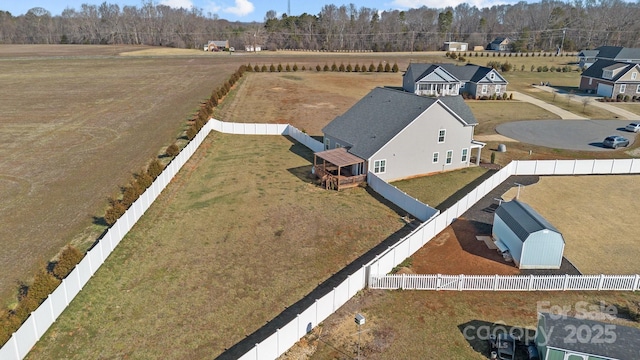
[467,101,558,135]
[608,102,640,116]
[26,133,409,359]
[391,167,491,209]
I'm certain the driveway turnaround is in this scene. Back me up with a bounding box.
[496,120,636,151]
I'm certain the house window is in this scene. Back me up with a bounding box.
[588,78,592,85]
[445,150,453,165]
[438,129,446,143]
[603,70,613,79]
[632,72,638,80]
[432,152,439,163]
[461,148,468,162]
[495,85,501,94]
[373,160,386,174]
[481,85,488,94]
[620,84,626,93]
[489,72,495,80]
[636,84,640,93]
[324,138,330,150]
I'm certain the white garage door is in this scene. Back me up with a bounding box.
[597,83,613,97]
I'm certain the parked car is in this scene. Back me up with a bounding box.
[602,135,629,149]
[625,122,640,132]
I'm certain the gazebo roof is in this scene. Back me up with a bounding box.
[314,148,364,167]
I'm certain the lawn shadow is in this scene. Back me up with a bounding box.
[284,135,315,162]
[435,168,499,212]
[92,215,108,227]
[457,319,536,360]
[287,165,316,185]
[216,222,416,359]
[451,219,516,268]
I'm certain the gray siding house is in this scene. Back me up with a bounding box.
[579,59,640,98]
[492,200,565,269]
[321,87,484,182]
[403,63,508,98]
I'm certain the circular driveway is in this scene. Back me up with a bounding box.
[496,120,636,151]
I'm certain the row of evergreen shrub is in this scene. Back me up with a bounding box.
[244,62,399,73]
[447,51,577,58]
[0,64,249,348]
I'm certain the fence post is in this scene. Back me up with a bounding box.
[436,274,441,291]
[401,273,405,290]
[563,274,569,291]
[633,275,639,292]
[494,274,499,291]
[528,274,534,291]
[598,274,605,290]
[458,274,464,291]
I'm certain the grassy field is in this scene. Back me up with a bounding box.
[609,102,640,115]
[501,175,640,274]
[467,101,558,135]
[391,167,491,209]
[289,290,640,359]
[0,46,246,304]
[7,46,640,358]
[26,133,410,359]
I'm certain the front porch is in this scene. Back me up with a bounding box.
[313,148,367,190]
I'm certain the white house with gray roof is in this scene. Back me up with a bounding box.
[318,87,484,184]
[403,63,508,98]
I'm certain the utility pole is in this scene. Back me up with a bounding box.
[560,28,566,54]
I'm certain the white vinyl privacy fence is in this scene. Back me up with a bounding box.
[3,115,640,360]
[0,119,324,360]
[367,172,439,222]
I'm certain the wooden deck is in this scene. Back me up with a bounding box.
[314,165,367,190]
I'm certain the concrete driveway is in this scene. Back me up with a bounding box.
[496,120,636,151]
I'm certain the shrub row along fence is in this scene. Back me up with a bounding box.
[4,116,640,360]
[0,120,214,360]
[370,274,640,291]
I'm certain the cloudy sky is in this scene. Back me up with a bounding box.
[2,0,522,22]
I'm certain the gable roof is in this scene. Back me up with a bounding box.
[577,49,599,58]
[405,63,507,84]
[322,87,477,160]
[490,37,509,45]
[595,45,640,61]
[408,64,460,84]
[539,312,640,359]
[494,200,561,242]
[581,59,638,81]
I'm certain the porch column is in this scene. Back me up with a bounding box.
[476,147,481,165]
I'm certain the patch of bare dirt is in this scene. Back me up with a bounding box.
[410,219,520,275]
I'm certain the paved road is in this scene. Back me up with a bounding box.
[511,91,587,120]
[497,120,635,151]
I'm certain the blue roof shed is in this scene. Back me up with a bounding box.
[492,200,565,269]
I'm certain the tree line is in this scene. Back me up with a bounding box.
[1,0,639,52]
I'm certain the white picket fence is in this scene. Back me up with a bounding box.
[369,274,640,291]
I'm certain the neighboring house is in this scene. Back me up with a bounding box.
[591,45,640,63]
[488,37,512,51]
[244,44,262,52]
[443,41,468,52]
[492,200,565,269]
[536,312,640,360]
[403,63,508,98]
[204,40,229,51]
[577,49,599,68]
[316,87,484,186]
[579,59,640,98]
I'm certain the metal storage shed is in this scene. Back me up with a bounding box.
[492,200,565,269]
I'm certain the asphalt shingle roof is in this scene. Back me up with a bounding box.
[405,63,507,84]
[595,45,640,61]
[581,59,633,81]
[322,87,477,160]
[539,312,640,359]
[494,200,561,243]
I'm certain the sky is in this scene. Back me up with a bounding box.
[0,0,524,22]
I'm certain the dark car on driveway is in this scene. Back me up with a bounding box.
[602,135,629,149]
